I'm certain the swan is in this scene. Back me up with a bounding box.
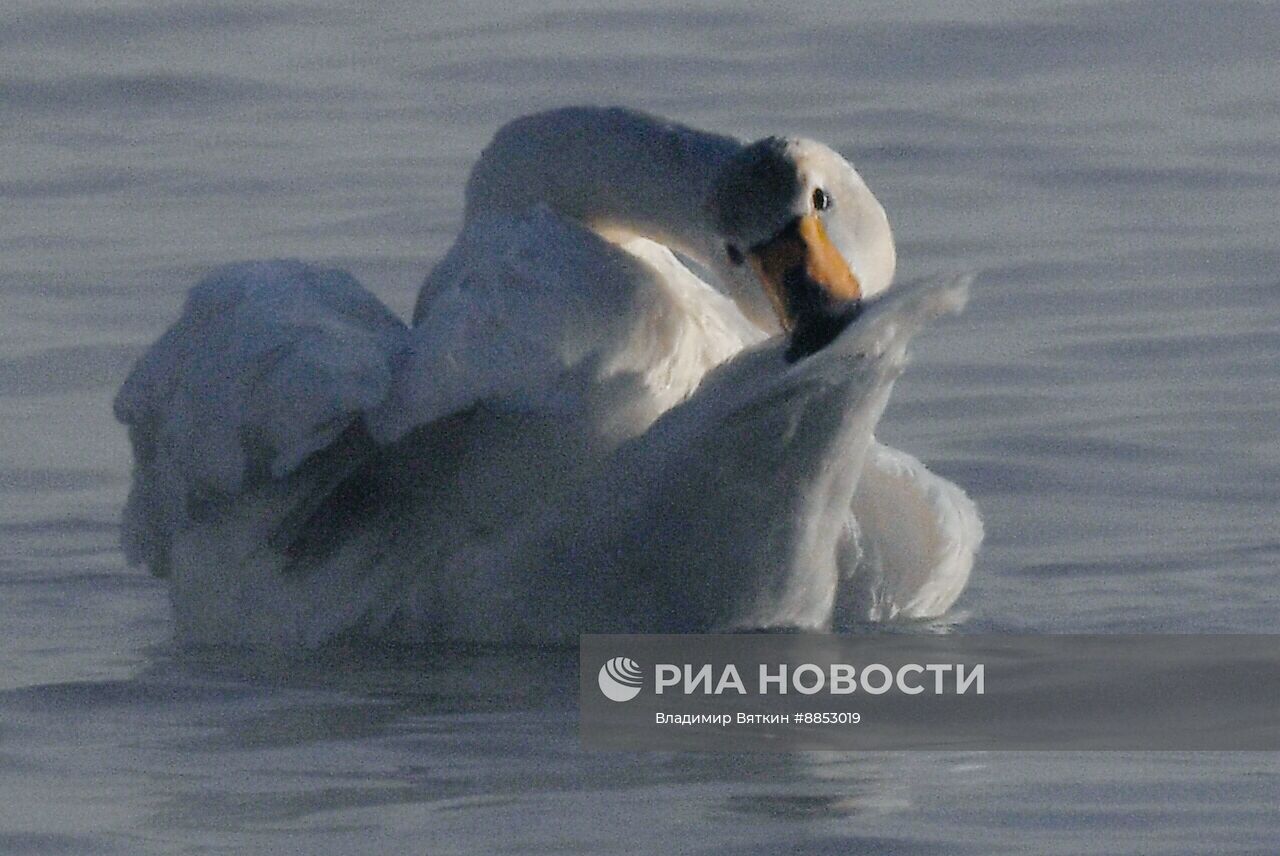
[114,107,982,647]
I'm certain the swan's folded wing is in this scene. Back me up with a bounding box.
[113,261,407,575]
[842,440,984,621]
[371,206,759,442]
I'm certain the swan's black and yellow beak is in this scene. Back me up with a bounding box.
[749,214,862,362]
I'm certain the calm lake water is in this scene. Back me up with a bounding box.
[2,1,1278,853]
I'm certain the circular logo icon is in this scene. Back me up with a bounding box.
[598,656,643,702]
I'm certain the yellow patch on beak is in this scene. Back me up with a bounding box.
[748,214,861,330]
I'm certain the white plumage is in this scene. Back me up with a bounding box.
[115,107,982,647]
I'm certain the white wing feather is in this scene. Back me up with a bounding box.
[841,440,984,621]
[114,260,406,576]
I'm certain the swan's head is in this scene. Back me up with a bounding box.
[707,137,896,360]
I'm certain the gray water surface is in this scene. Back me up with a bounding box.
[2,1,1278,852]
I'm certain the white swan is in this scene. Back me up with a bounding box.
[114,107,982,647]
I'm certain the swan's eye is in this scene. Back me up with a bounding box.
[725,243,745,266]
[812,187,831,211]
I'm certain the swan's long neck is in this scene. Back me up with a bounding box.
[464,107,744,264]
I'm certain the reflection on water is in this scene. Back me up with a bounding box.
[1,0,1278,851]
